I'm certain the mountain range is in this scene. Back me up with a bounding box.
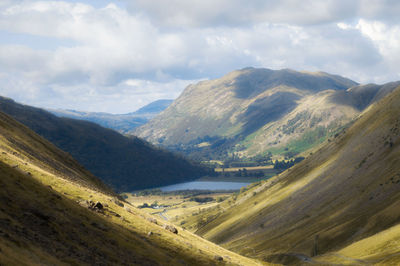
[49,99,173,133]
[0,97,206,191]
[135,68,400,161]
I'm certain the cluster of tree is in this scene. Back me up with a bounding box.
[233,169,265,177]
[167,135,243,162]
[189,197,214,203]
[273,157,305,170]
[137,201,163,209]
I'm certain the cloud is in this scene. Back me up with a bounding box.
[0,1,399,113]
[125,0,400,27]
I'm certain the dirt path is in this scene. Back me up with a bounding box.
[158,209,168,221]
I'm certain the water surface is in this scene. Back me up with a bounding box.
[159,181,250,192]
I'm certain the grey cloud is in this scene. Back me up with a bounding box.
[124,0,400,28]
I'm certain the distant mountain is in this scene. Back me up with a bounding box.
[135,68,400,161]
[0,96,206,191]
[195,85,400,265]
[0,108,259,265]
[49,99,173,133]
[135,68,358,159]
[133,99,174,114]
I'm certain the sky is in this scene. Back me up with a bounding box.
[0,0,399,113]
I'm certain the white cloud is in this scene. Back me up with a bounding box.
[0,1,399,112]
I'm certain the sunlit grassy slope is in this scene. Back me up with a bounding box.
[195,86,400,265]
[0,111,268,265]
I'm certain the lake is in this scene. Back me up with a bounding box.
[158,181,250,192]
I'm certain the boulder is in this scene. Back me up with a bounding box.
[94,202,103,210]
[147,217,158,224]
[113,199,124,207]
[163,224,178,234]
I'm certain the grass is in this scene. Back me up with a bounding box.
[215,165,274,172]
[266,126,328,157]
[124,192,233,231]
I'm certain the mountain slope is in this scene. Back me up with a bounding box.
[0,111,264,265]
[134,99,174,115]
[49,99,173,133]
[135,68,360,159]
[194,85,400,264]
[0,96,206,191]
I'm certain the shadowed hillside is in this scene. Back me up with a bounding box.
[194,86,400,265]
[0,97,207,192]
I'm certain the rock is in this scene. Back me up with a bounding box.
[147,231,153,236]
[214,255,223,261]
[163,224,178,234]
[91,222,108,231]
[147,217,158,224]
[94,202,103,210]
[79,200,104,213]
[78,200,90,208]
[114,199,124,207]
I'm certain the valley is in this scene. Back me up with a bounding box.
[1,2,399,265]
[1,67,400,265]
[0,109,264,265]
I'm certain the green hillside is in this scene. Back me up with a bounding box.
[0,110,265,265]
[0,96,207,192]
[192,85,400,265]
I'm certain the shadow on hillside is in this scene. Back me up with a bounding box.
[237,91,300,136]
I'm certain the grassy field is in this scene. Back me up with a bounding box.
[123,191,233,231]
[215,165,274,172]
[198,175,268,182]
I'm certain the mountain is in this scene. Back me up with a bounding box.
[49,99,173,133]
[0,96,206,191]
[0,110,262,265]
[135,68,363,160]
[133,99,174,114]
[192,85,400,265]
